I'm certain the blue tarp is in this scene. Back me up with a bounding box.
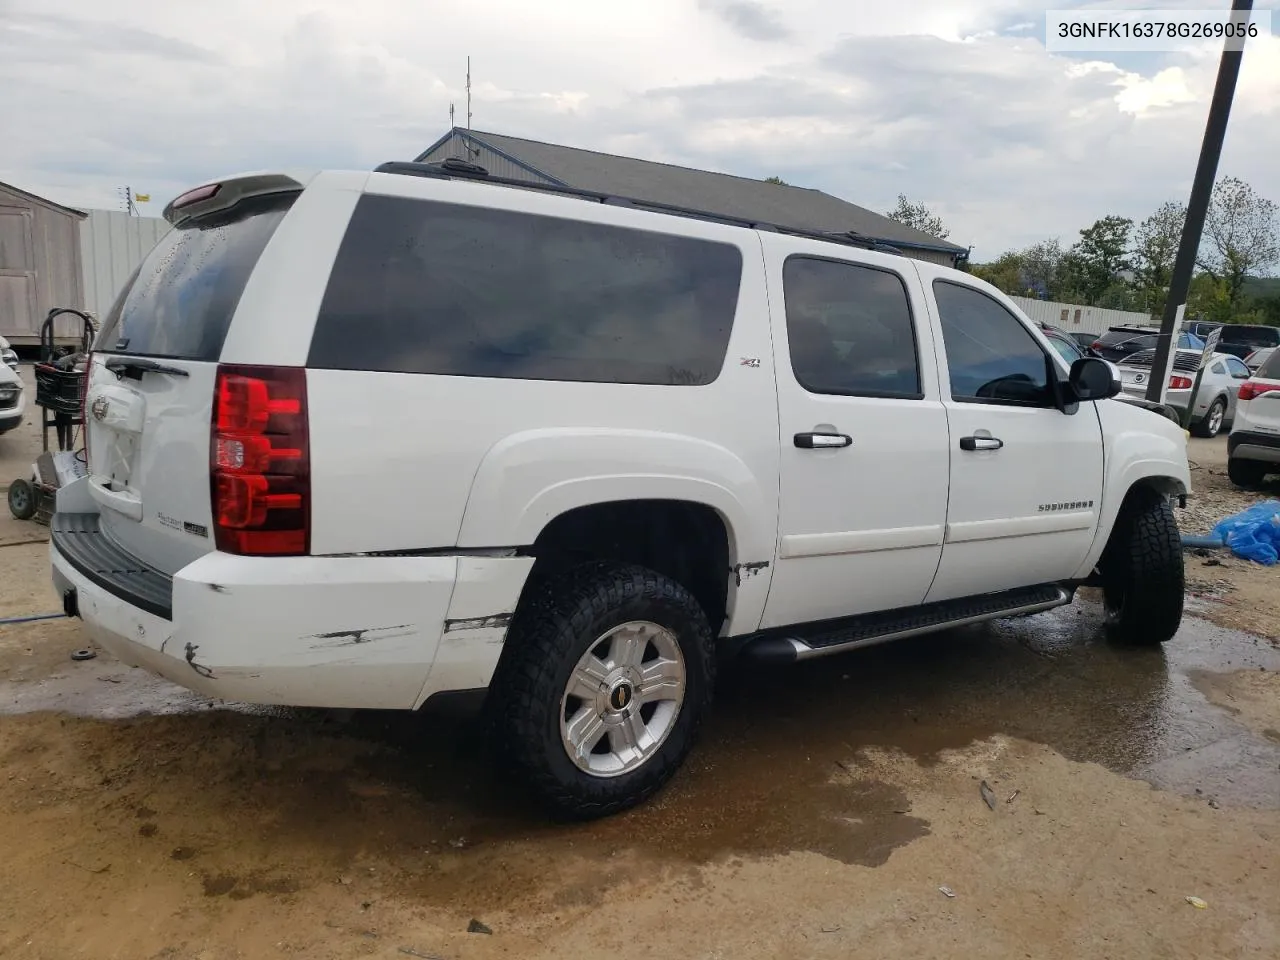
[1210,500,1280,565]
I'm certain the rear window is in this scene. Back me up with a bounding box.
[1222,326,1280,347]
[308,195,743,385]
[95,193,295,361]
[1259,348,1280,381]
[1097,329,1155,348]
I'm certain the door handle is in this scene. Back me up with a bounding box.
[960,435,1004,451]
[795,432,853,449]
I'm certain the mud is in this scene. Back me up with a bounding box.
[2,586,1279,958]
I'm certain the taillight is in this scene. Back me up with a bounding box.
[1239,380,1279,402]
[210,364,309,556]
[173,183,220,209]
[1091,341,1104,350]
[1168,375,1193,390]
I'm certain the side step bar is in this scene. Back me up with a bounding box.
[741,584,1073,664]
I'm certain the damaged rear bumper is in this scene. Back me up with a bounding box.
[50,512,533,710]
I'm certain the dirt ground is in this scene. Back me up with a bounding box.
[2,407,1279,960]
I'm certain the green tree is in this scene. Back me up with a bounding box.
[886,194,951,240]
[970,251,1026,295]
[1068,215,1133,306]
[1200,177,1280,308]
[1187,272,1233,323]
[764,176,789,185]
[1131,201,1186,318]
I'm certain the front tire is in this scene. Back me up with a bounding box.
[1100,489,1184,645]
[493,562,715,820]
[1191,397,1226,438]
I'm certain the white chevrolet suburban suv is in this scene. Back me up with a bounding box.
[51,161,1191,818]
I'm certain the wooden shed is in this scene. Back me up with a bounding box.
[0,180,88,346]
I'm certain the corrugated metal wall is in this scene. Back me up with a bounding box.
[1009,296,1153,336]
[79,210,169,319]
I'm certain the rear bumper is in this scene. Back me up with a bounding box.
[1228,430,1280,464]
[0,410,21,434]
[51,512,533,710]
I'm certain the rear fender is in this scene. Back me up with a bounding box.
[456,428,776,635]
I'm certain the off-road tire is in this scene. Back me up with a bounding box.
[492,562,715,820]
[1190,398,1226,438]
[1100,489,1184,646]
[1227,457,1267,490]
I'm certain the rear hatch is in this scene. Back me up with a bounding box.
[84,189,296,574]
[1093,329,1155,361]
[1242,349,1280,437]
[1115,348,1198,396]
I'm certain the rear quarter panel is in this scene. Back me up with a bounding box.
[302,177,781,636]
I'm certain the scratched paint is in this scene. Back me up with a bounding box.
[305,624,415,650]
[443,613,513,633]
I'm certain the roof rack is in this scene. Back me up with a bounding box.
[373,159,905,256]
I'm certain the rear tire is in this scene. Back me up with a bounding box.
[1191,397,1226,438]
[7,478,37,521]
[1227,458,1267,490]
[492,562,715,820]
[1100,489,1184,646]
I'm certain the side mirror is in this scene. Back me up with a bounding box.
[1068,357,1121,402]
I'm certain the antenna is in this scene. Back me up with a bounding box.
[466,55,472,130]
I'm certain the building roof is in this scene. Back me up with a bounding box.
[0,180,87,219]
[416,129,965,257]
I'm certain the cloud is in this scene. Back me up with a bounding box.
[697,0,793,43]
[0,0,1276,262]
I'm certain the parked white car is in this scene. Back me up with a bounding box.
[0,334,18,373]
[50,163,1192,818]
[1116,347,1251,438]
[1227,347,1280,488]
[0,360,24,435]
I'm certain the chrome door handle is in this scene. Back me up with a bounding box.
[795,432,853,449]
[960,435,1004,451]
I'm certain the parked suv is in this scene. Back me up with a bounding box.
[1215,324,1280,362]
[50,164,1192,818]
[1227,347,1280,488]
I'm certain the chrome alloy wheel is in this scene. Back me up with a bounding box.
[559,621,686,778]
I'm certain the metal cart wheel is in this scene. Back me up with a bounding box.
[8,478,38,521]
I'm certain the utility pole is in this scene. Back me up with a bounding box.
[1145,0,1253,405]
[466,56,472,130]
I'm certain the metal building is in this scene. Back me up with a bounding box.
[416,128,968,268]
[79,210,170,319]
[1008,296,1153,337]
[0,180,87,345]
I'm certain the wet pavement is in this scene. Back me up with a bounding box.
[3,592,1277,886]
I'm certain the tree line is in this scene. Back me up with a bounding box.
[886,179,1280,326]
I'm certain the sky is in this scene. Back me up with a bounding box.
[0,0,1277,261]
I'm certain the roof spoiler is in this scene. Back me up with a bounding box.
[163,171,314,226]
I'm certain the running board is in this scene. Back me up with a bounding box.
[741,584,1073,664]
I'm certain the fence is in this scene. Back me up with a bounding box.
[1008,296,1153,337]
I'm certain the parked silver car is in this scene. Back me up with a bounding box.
[1117,348,1251,438]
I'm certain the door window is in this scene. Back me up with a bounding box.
[782,256,920,398]
[933,281,1052,406]
[1225,356,1251,379]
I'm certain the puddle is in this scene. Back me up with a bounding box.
[1,596,1277,901]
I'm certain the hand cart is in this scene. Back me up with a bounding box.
[7,309,95,524]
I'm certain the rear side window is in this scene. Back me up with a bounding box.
[96,193,295,360]
[308,196,743,385]
[933,281,1051,406]
[782,256,920,398]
